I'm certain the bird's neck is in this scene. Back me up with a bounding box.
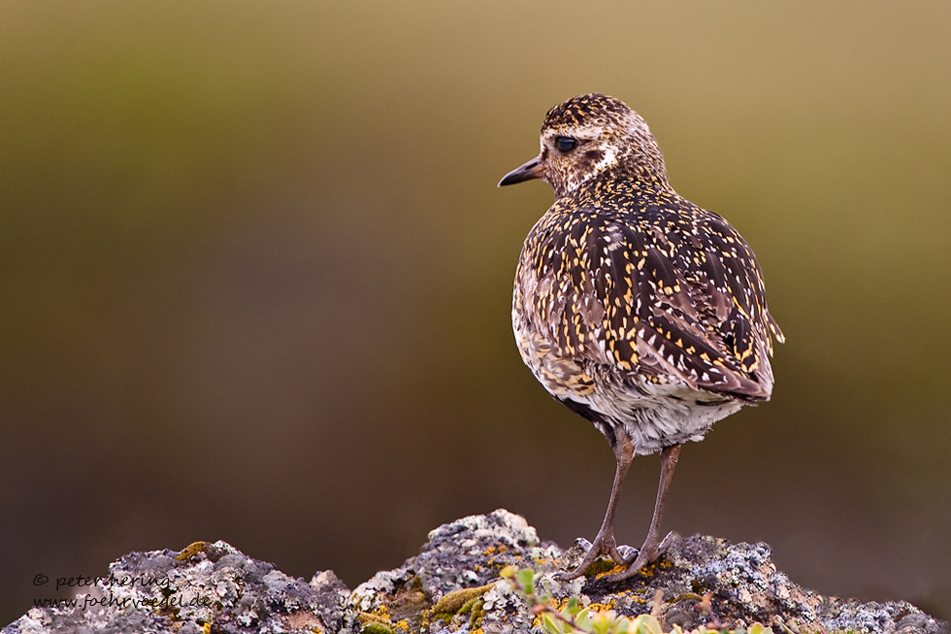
[556,170,674,205]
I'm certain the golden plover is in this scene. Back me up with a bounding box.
[499,93,784,581]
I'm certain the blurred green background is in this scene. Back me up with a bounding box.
[2,0,950,622]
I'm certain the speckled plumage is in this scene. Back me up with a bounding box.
[500,93,783,580]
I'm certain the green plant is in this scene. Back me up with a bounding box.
[499,566,773,634]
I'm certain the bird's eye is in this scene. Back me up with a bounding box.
[555,136,577,153]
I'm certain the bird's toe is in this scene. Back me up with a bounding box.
[557,532,625,580]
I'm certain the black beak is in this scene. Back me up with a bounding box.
[498,155,545,187]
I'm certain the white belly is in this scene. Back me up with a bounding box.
[514,321,744,456]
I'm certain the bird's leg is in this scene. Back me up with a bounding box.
[559,428,634,580]
[605,443,682,582]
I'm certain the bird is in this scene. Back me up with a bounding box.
[498,93,784,582]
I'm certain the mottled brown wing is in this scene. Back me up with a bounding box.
[522,207,780,401]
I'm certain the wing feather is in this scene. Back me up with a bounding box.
[519,199,781,402]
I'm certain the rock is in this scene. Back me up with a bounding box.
[4,540,348,634]
[4,509,945,634]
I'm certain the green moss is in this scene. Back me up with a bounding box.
[690,578,710,595]
[175,542,209,561]
[468,598,487,629]
[667,591,704,604]
[584,559,618,577]
[431,583,494,614]
[357,612,395,634]
[457,597,478,615]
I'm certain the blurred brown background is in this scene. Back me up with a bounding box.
[2,0,950,623]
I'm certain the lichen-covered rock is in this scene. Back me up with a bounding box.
[348,509,566,634]
[3,510,946,634]
[2,540,348,634]
[559,535,945,634]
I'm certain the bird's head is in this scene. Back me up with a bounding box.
[499,93,669,198]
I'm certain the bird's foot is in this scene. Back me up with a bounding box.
[601,530,679,583]
[557,532,627,580]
